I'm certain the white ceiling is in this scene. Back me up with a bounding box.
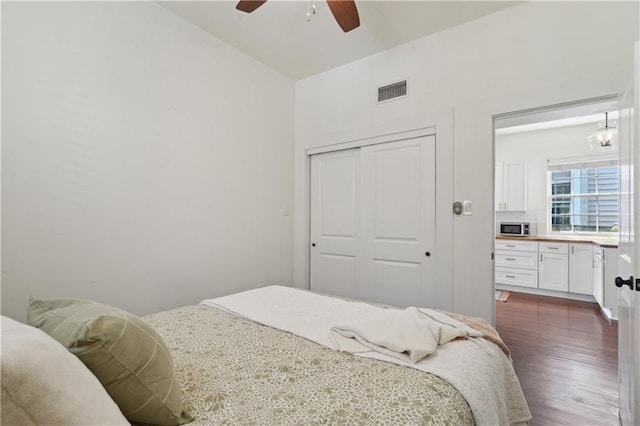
[157,1,523,80]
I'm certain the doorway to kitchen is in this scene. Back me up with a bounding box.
[494,96,620,314]
[493,96,621,425]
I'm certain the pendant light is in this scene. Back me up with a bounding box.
[586,112,617,151]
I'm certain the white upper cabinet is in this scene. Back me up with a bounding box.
[496,161,527,212]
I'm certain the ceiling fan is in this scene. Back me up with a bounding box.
[235,0,360,33]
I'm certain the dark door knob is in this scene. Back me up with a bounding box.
[425,251,431,257]
[312,243,316,247]
[615,276,634,289]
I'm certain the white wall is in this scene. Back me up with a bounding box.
[496,122,618,235]
[2,2,294,322]
[293,2,638,321]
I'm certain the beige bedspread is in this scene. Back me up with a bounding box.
[203,286,531,425]
[145,304,475,425]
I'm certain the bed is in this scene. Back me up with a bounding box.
[4,285,531,426]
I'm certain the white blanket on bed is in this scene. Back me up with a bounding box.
[201,285,531,426]
[330,306,482,363]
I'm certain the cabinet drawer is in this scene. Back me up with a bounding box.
[495,250,538,269]
[495,240,538,252]
[539,242,569,254]
[495,267,538,288]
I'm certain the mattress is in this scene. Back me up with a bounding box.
[144,286,530,425]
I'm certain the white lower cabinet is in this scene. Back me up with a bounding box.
[495,240,538,288]
[603,248,619,319]
[538,243,569,292]
[593,247,619,320]
[593,246,604,305]
[495,251,538,270]
[496,239,617,310]
[569,243,594,295]
[495,266,538,288]
[594,247,619,319]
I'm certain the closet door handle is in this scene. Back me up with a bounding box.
[540,253,543,262]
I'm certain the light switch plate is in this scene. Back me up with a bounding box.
[463,200,472,215]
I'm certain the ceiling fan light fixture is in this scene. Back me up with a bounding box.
[586,112,617,151]
[235,0,360,33]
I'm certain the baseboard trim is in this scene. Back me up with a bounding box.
[495,284,597,303]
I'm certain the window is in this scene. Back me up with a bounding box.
[549,162,619,234]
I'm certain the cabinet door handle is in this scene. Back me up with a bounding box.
[505,275,516,278]
[540,253,543,262]
[571,245,574,254]
[505,258,516,261]
[506,244,516,248]
[548,246,559,250]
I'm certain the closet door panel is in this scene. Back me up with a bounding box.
[310,149,360,299]
[370,147,421,241]
[317,254,358,299]
[360,136,436,307]
[368,259,421,307]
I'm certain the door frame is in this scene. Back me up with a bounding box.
[297,108,455,311]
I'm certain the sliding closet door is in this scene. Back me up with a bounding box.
[310,135,436,307]
[360,136,436,308]
[310,149,360,299]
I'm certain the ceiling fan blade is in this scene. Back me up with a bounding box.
[326,0,360,32]
[236,0,267,13]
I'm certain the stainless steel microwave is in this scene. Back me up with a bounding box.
[500,222,531,236]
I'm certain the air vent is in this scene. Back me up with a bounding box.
[378,80,407,103]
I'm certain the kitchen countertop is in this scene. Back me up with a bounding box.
[496,235,618,249]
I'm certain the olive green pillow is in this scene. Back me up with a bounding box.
[27,296,193,426]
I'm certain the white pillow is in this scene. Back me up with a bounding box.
[1,315,129,426]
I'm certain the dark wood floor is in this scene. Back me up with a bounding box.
[495,292,619,426]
